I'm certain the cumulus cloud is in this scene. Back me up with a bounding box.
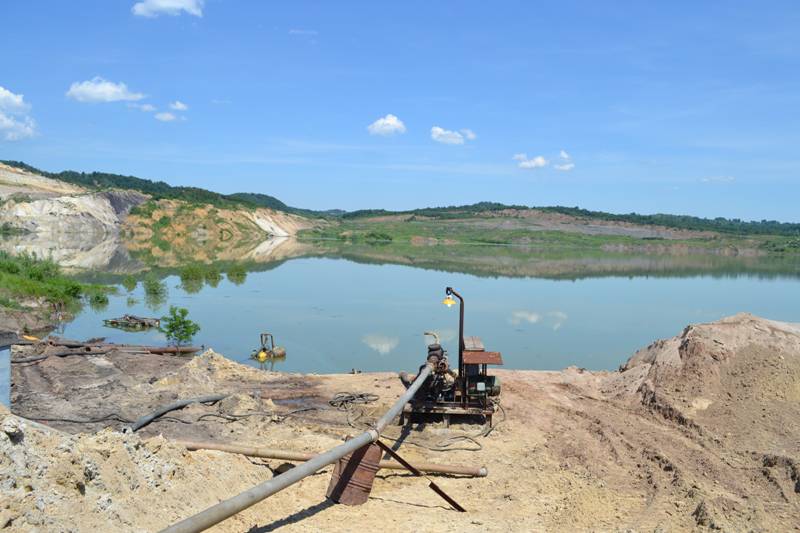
[132,0,203,17]
[170,100,188,111]
[431,126,477,145]
[0,86,36,141]
[0,86,28,112]
[513,153,548,169]
[367,114,406,136]
[66,77,144,103]
[554,149,575,171]
[155,112,177,122]
[361,334,399,355]
[431,126,464,145]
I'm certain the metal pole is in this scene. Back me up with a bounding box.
[446,287,465,406]
[161,364,434,533]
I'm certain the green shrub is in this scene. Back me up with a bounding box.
[160,306,200,347]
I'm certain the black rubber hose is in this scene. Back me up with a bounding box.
[130,394,229,432]
[10,355,49,364]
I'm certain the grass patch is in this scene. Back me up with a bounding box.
[0,251,112,315]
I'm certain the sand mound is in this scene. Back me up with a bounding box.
[0,410,270,532]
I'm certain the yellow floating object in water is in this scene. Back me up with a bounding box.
[22,334,40,341]
[256,349,268,363]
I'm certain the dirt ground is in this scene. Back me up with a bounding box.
[3,313,800,532]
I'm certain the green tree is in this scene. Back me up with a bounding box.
[160,306,200,347]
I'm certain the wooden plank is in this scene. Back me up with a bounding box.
[464,336,484,351]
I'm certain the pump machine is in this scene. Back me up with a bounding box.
[400,287,502,427]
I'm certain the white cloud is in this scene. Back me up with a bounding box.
[510,311,541,325]
[155,112,177,122]
[129,103,157,112]
[289,29,318,36]
[361,334,399,355]
[431,126,464,145]
[0,113,36,141]
[513,153,548,169]
[0,86,28,113]
[554,149,575,171]
[367,114,406,136]
[170,100,188,111]
[132,0,203,17]
[431,126,477,145]
[66,77,144,103]
[0,86,36,141]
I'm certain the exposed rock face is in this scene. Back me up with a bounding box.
[0,190,148,236]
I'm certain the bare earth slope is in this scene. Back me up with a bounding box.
[3,314,799,531]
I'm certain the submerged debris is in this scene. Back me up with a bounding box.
[103,314,160,331]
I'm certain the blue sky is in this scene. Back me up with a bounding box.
[1,1,798,220]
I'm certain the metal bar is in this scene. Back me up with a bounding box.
[160,363,434,533]
[375,440,466,512]
[173,440,488,477]
[446,287,466,407]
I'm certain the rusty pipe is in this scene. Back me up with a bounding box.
[160,363,434,533]
[174,440,488,477]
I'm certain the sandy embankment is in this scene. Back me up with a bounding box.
[2,313,800,531]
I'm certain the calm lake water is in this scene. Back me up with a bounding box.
[3,255,799,405]
[59,257,800,370]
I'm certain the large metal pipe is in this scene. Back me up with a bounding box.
[161,363,434,533]
[174,440,488,477]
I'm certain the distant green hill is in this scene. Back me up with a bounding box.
[4,160,799,237]
[2,160,249,210]
[226,192,322,217]
[343,202,800,237]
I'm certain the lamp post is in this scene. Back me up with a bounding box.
[443,286,465,406]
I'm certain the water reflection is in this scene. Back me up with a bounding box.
[361,334,400,355]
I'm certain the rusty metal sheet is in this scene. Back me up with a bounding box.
[463,350,503,365]
[326,442,382,506]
